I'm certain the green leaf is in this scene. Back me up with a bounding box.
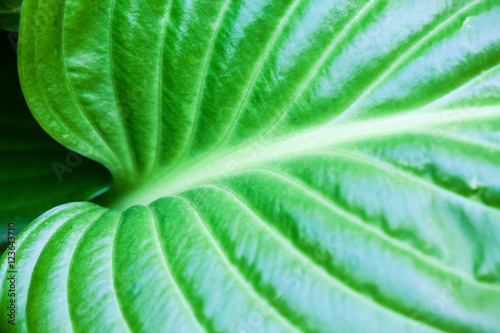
[0,37,111,250]
[3,0,500,332]
[0,0,21,31]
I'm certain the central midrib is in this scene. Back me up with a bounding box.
[96,105,498,210]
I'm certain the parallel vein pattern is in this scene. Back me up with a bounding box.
[18,0,500,188]
[3,0,500,332]
[3,141,500,332]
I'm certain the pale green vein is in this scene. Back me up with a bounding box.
[30,0,110,172]
[250,0,380,143]
[67,209,111,332]
[321,149,500,215]
[0,205,86,332]
[148,205,206,333]
[60,0,123,172]
[25,207,102,333]
[108,212,134,333]
[105,106,500,210]
[426,61,500,108]
[412,129,500,154]
[215,0,303,149]
[334,0,486,121]
[152,0,175,179]
[108,0,137,180]
[176,195,301,333]
[229,168,496,331]
[239,166,500,292]
[173,0,231,169]
[198,183,446,332]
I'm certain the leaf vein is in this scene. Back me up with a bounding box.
[176,195,301,332]
[321,149,500,214]
[238,166,500,292]
[195,183,447,332]
[108,0,137,179]
[215,0,303,148]
[251,0,381,142]
[152,0,175,177]
[334,0,486,121]
[148,205,206,332]
[174,0,231,167]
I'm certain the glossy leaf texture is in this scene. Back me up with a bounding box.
[0,36,111,250]
[0,0,21,31]
[3,0,500,332]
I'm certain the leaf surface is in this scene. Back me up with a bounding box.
[3,0,500,332]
